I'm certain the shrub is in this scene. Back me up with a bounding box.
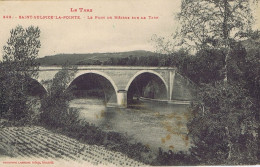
[40,65,77,128]
[188,82,258,165]
[154,148,196,166]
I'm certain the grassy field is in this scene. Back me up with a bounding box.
[0,126,145,166]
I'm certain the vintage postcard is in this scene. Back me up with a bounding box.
[0,0,260,166]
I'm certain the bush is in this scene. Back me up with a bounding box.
[188,82,259,165]
[154,148,196,166]
[40,65,77,127]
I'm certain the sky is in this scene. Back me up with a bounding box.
[0,0,181,59]
[0,0,259,59]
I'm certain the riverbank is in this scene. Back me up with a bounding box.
[0,126,145,166]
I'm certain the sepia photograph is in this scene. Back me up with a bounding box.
[0,0,260,166]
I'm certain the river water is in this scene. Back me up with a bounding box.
[69,98,192,153]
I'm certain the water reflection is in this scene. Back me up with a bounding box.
[69,98,192,152]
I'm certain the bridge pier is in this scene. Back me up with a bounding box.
[117,90,127,108]
[169,71,175,100]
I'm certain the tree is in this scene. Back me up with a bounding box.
[0,25,41,124]
[175,2,260,164]
[40,65,78,128]
[177,0,257,82]
[189,82,258,164]
[241,32,260,100]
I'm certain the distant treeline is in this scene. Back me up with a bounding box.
[36,50,158,66]
[102,55,162,66]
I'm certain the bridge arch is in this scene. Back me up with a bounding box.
[11,75,47,97]
[68,70,118,92]
[125,70,169,93]
[67,70,119,103]
[27,78,47,97]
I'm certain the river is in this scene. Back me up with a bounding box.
[69,98,192,153]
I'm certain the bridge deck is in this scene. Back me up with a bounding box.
[39,66,176,71]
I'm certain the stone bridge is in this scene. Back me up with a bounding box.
[32,66,196,107]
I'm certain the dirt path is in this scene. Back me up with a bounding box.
[0,126,145,166]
